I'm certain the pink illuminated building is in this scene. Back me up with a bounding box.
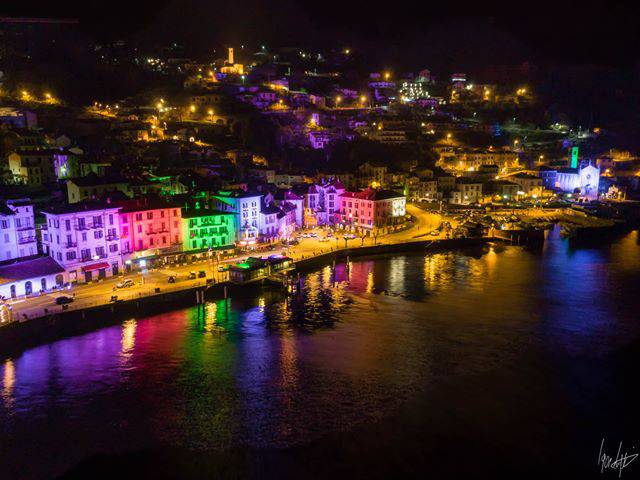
[336,188,406,229]
[115,197,183,268]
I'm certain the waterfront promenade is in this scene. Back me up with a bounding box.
[2,205,444,324]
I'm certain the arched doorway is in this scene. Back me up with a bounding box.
[55,274,64,287]
[24,281,32,296]
[41,278,47,291]
[10,285,16,298]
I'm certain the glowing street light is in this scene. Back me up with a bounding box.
[190,105,196,113]
[384,72,391,80]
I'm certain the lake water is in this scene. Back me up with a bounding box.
[2,228,640,479]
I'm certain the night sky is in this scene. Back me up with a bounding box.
[2,0,640,70]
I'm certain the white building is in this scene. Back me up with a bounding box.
[510,173,543,197]
[212,191,262,245]
[42,202,124,283]
[555,164,601,200]
[7,151,56,186]
[258,204,281,242]
[0,256,66,301]
[0,199,38,261]
[450,179,483,205]
[294,179,345,227]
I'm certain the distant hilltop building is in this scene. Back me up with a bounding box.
[451,73,467,92]
[220,47,244,75]
[416,69,433,83]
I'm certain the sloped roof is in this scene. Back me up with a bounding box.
[0,256,65,285]
[340,188,404,201]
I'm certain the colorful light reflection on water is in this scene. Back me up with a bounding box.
[0,229,639,479]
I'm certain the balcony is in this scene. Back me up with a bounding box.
[106,234,119,241]
[16,224,33,231]
[75,224,90,231]
[64,241,77,248]
[18,236,36,244]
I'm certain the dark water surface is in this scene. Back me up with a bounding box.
[2,229,640,479]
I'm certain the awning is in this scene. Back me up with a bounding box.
[81,262,110,273]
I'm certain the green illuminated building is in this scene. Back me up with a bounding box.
[181,208,236,252]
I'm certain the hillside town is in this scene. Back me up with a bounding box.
[3,6,640,480]
[1,24,640,313]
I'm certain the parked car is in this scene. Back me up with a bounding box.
[55,296,74,305]
[289,239,299,245]
[318,237,330,242]
[217,265,228,272]
[188,271,197,280]
[167,275,177,283]
[198,270,207,278]
[115,279,135,289]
